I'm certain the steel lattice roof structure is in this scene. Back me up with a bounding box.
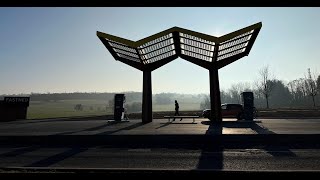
[97,22,262,123]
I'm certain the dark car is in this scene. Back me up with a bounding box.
[202,103,257,120]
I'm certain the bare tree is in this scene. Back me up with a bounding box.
[304,68,318,107]
[256,65,275,108]
[200,95,210,110]
[317,75,320,93]
[297,78,308,98]
[229,82,251,103]
[229,86,239,103]
[287,81,295,100]
[288,78,307,103]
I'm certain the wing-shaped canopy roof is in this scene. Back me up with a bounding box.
[97,22,262,71]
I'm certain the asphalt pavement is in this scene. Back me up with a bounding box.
[0,118,319,173]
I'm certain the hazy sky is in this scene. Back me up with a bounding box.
[1,7,320,95]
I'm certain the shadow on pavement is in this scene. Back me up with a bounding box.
[0,146,39,157]
[200,120,297,158]
[24,147,88,167]
[197,121,223,170]
[54,121,131,135]
[12,115,113,124]
[156,122,172,129]
[98,122,145,135]
[55,121,143,136]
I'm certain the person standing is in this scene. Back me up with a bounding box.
[173,100,182,121]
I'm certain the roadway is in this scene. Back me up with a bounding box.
[0,118,319,174]
[0,146,319,171]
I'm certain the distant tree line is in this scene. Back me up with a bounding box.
[200,66,320,109]
[30,92,114,102]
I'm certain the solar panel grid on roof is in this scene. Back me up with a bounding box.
[216,30,255,61]
[100,25,260,65]
[182,50,212,61]
[217,48,245,61]
[105,38,128,46]
[113,48,139,58]
[144,46,174,59]
[182,45,213,57]
[140,39,173,53]
[147,50,176,63]
[179,33,215,45]
[221,30,254,45]
[117,53,141,62]
[139,34,172,48]
[180,33,215,62]
[108,42,137,53]
[138,34,175,64]
[219,35,251,50]
[218,43,247,56]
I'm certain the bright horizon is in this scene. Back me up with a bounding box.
[1,7,320,95]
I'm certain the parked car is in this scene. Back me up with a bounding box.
[202,103,257,120]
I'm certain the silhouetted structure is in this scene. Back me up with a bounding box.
[114,94,126,121]
[0,97,30,121]
[97,22,262,123]
[241,92,254,121]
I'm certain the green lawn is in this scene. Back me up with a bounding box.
[27,100,112,119]
[26,99,320,120]
[26,99,201,119]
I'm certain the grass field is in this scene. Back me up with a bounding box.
[27,100,112,119]
[26,99,320,120]
[27,100,201,119]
